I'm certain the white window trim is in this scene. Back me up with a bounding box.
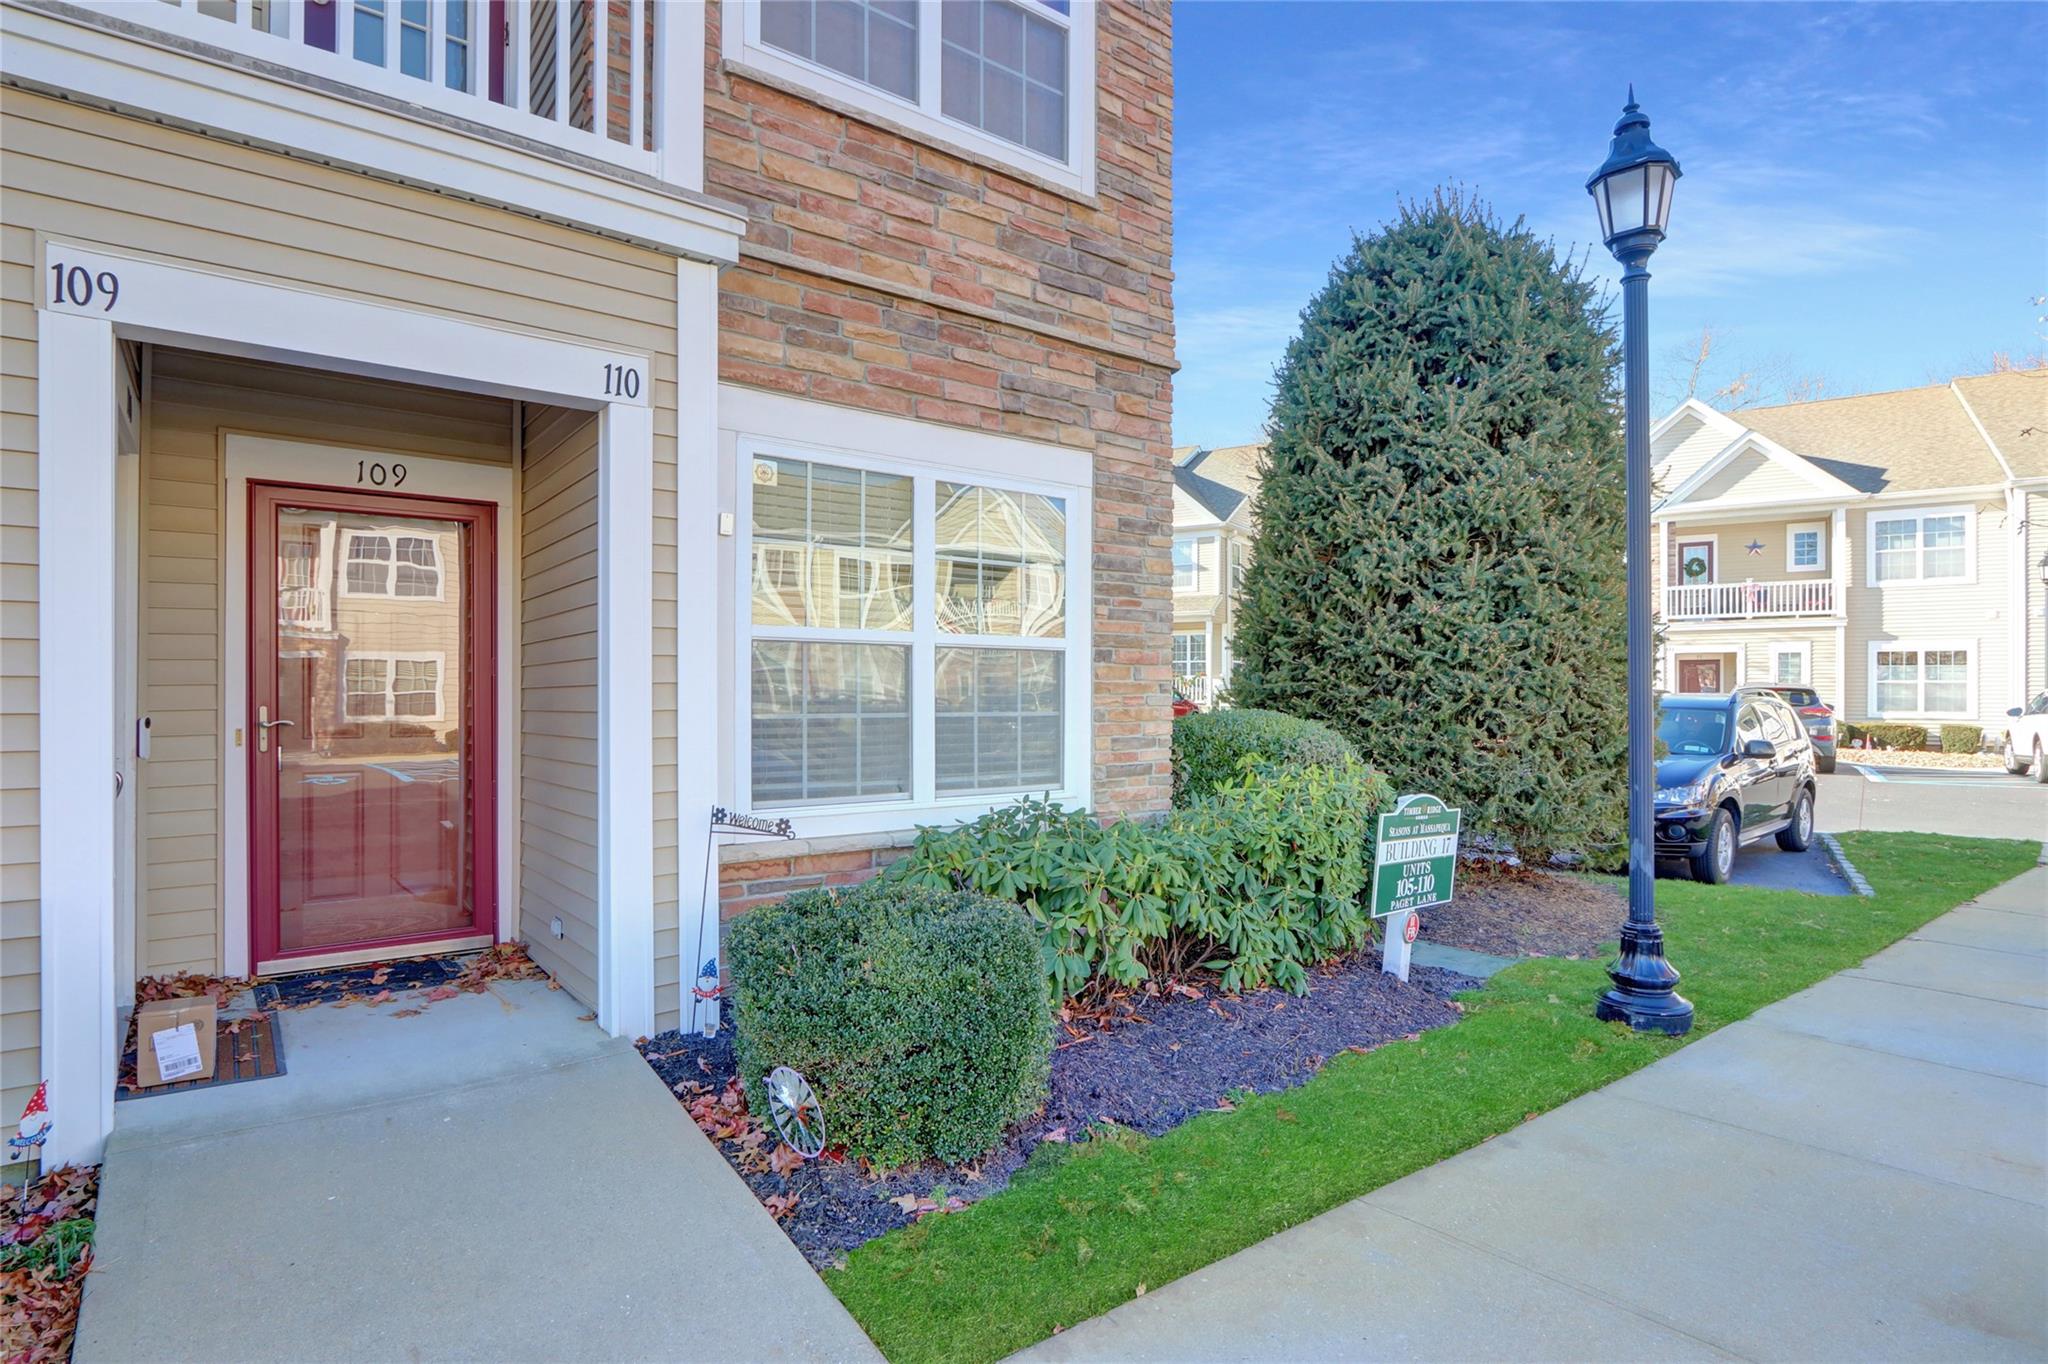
[724,0,1099,197]
[342,649,451,723]
[1785,521,1827,574]
[1172,630,1208,675]
[1867,639,1977,721]
[1172,533,1215,593]
[1865,504,1976,588]
[1770,642,1811,686]
[338,527,449,601]
[733,431,1093,837]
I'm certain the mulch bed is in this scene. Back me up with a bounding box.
[1419,864,1625,960]
[2,1163,98,1364]
[639,954,1476,1268]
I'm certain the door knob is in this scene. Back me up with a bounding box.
[257,705,296,753]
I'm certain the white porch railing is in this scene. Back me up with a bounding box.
[113,0,662,177]
[1664,579,1835,620]
[1174,673,1214,707]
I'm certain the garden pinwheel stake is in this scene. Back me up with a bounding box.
[764,1066,826,1159]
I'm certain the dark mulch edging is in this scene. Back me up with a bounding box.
[639,955,1476,1267]
[1421,865,1624,959]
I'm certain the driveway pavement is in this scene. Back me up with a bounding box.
[1020,866,2048,1363]
[76,980,881,1364]
[1820,763,2048,841]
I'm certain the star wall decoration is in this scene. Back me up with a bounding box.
[1745,540,1765,556]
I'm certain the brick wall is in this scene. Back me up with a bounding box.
[705,0,1177,821]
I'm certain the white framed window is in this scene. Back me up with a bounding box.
[1866,505,1973,586]
[340,529,445,600]
[342,651,447,722]
[1771,643,1810,686]
[1172,631,1207,678]
[1172,536,1206,592]
[738,434,1090,821]
[727,0,1099,195]
[1786,522,1826,573]
[1868,640,1975,720]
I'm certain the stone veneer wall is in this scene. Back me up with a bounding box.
[705,0,1178,830]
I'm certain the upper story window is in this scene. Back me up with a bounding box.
[1172,538,1200,591]
[1868,506,1972,586]
[761,0,918,100]
[734,0,1098,194]
[1786,522,1826,573]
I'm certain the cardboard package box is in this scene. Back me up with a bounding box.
[135,996,218,1087]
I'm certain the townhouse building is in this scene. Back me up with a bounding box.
[1,0,1175,1165]
[1649,371,2047,729]
[1168,440,1257,707]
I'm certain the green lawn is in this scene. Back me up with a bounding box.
[826,832,2039,1364]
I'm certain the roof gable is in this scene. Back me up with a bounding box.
[1658,429,1860,512]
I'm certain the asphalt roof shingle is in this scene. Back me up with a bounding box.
[1736,369,2045,494]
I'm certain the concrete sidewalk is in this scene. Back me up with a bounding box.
[1022,866,2048,1363]
[76,979,880,1364]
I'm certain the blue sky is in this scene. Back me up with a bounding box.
[1170,1,2048,449]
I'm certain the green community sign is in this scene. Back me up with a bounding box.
[1371,793,1462,917]
[1371,794,1461,981]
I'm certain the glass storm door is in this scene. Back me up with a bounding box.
[249,483,497,966]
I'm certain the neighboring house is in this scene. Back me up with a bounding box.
[1649,370,2048,731]
[1170,442,1262,705]
[2,0,1174,1164]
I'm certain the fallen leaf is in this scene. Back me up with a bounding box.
[576,1011,597,1022]
[769,1145,805,1176]
[390,1008,423,1019]
[424,986,460,1002]
[763,1192,799,1222]
[1135,1284,1146,1297]
[1042,1126,1068,1144]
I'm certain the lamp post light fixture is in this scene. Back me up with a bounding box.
[1589,89,1694,1035]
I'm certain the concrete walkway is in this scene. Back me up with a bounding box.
[1023,866,2048,1363]
[76,980,880,1364]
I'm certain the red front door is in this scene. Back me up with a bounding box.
[1677,658,1724,694]
[249,482,497,968]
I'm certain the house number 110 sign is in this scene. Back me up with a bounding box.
[1371,793,1461,982]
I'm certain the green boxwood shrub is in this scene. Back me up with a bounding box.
[1843,722,1929,750]
[727,882,1051,1168]
[1939,724,1984,755]
[1171,707,1359,806]
[891,757,1393,1000]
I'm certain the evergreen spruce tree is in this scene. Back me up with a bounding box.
[1229,192,1625,858]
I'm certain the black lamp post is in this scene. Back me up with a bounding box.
[1589,90,1694,1035]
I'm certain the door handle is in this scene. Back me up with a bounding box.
[256,705,296,753]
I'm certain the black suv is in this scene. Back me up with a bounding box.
[1654,688,1819,883]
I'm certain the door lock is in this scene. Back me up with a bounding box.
[256,705,296,753]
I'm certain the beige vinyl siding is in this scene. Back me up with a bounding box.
[1687,449,1819,505]
[1844,499,2009,726]
[2,221,37,1123]
[1663,518,1833,586]
[1,88,688,1085]
[2028,492,2047,702]
[517,406,600,1005]
[1740,633,1836,694]
[142,350,516,978]
[1652,411,1734,496]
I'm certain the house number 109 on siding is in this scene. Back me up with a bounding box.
[50,262,121,311]
[357,460,407,488]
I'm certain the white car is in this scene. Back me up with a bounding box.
[1999,692,2048,782]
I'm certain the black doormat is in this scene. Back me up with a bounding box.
[117,1012,286,1100]
[254,955,464,1010]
